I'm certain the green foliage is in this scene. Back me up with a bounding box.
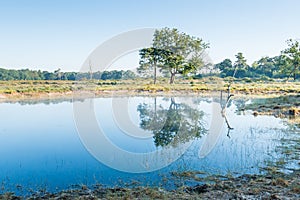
[138,47,168,84]
[154,28,209,83]
[0,68,136,81]
[100,70,122,80]
[213,39,300,80]
[214,59,234,77]
[137,27,209,84]
[280,39,300,80]
[251,56,281,78]
[214,54,290,79]
[215,53,250,78]
[232,52,250,78]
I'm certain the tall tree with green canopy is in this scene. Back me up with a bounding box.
[152,27,209,83]
[281,39,300,80]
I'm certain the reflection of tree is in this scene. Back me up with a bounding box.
[233,98,248,115]
[137,97,206,147]
[1,98,84,106]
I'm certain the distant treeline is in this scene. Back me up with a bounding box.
[0,68,136,81]
[213,54,299,80]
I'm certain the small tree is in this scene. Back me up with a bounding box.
[233,52,248,78]
[54,68,62,80]
[214,59,233,77]
[281,39,300,80]
[138,47,167,84]
[89,60,93,80]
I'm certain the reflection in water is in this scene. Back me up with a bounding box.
[137,97,207,147]
[0,96,299,195]
[0,98,84,106]
[220,90,234,138]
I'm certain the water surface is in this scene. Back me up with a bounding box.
[0,96,298,195]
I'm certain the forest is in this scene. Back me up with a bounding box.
[0,68,136,81]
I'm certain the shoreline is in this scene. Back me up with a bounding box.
[1,86,299,123]
[0,87,299,100]
[2,169,299,199]
[0,79,299,99]
[0,87,299,117]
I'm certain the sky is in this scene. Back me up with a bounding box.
[0,0,300,72]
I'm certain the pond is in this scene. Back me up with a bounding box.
[0,95,299,195]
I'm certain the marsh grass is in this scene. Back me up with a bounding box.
[0,79,299,98]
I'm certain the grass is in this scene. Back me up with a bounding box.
[0,80,74,94]
[3,169,300,199]
[0,78,299,99]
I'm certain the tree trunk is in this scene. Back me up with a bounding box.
[169,73,175,84]
[153,61,157,84]
[154,97,157,115]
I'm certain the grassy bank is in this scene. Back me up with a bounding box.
[1,169,300,199]
[0,78,298,124]
[0,78,299,98]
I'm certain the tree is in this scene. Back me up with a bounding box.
[101,71,113,80]
[43,71,56,80]
[54,68,62,80]
[233,52,249,78]
[214,59,233,77]
[122,70,136,80]
[273,55,289,78]
[162,53,184,84]
[64,72,77,80]
[252,56,278,78]
[281,39,300,80]
[138,47,167,84]
[89,60,93,80]
[152,27,209,83]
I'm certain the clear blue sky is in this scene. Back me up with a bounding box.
[0,0,299,71]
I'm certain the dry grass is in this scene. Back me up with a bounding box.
[0,79,299,98]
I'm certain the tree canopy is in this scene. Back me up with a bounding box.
[214,54,290,79]
[0,68,136,81]
[280,39,300,80]
[137,47,168,84]
[138,27,209,84]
